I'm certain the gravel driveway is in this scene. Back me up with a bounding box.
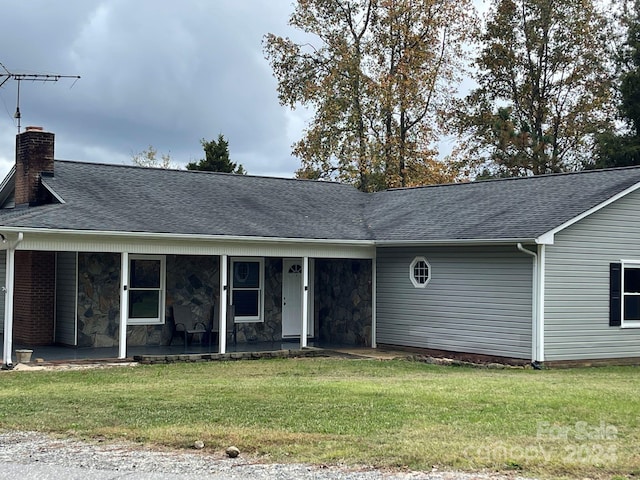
[0,431,537,480]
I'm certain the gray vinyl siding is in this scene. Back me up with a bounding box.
[55,251,77,346]
[545,189,640,361]
[0,250,5,332]
[376,246,533,359]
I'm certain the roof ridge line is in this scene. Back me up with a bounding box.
[52,159,356,187]
[381,165,640,193]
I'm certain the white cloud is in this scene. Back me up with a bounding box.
[0,0,303,179]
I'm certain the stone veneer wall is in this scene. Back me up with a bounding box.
[164,255,219,346]
[315,259,372,346]
[77,253,120,347]
[77,253,219,348]
[76,254,370,348]
[234,258,282,343]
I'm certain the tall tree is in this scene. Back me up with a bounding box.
[264,0,474,191]
[186,134,246,174]
[372,0,473,188]
[454,0,614,177]
[595,0,640,168]
[131,145,175,169]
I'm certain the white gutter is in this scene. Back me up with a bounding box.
[2,232,23,368]
[517,243,543,364]
[375,237,544,246]
[0,226,557,248]
[0,226,375,247]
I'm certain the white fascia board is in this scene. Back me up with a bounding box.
[0,166,15,192]
[535,181,640,246]
[0,226,374,247]
[0,166,15,205]
[374,238,538,247]
[535,232,555,245]
[0,227,376,259]
[40,179,66,204]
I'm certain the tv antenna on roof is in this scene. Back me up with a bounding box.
[0,62,80,133]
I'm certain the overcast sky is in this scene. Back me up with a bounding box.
[0,1,309,179]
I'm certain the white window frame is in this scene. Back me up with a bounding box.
[230,257,265,323]
[621,260,640,328]
[410,256,431,288]
[127,254,166,325]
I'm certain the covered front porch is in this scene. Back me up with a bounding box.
[1,232,376,366]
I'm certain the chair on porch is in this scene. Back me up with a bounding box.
[211,304,237,346]
[171,304,212,349]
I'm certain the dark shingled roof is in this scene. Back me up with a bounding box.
[2,160,640,243]
[367,166,640,241]
[0,160,371,240]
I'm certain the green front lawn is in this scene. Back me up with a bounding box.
[0,358,638,479]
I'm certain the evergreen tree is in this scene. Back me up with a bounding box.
[186,134,246,174]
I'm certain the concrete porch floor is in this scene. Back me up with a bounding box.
[5,341,311,363]
[0,335,407,364]
[2,334,405,365]
[2,346,409,367]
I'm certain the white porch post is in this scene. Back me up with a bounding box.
[219,254,228,355]
[301,256,309,348]
[2,247,15,366]
[118,252,129,359]
[371,257,377,348]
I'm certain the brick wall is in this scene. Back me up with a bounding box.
[15,128,55,206]
[13,251,56,345]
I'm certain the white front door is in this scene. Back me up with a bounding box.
[282,258,312,338]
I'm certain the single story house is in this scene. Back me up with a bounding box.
[2,127,640,366]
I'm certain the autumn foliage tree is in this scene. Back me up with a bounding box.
[595,0,640,168]
[131,145,175,169]
[454,0,614,177]
[264,0,475,191]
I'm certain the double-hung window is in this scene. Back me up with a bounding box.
[231,257,264,322]
[128,255,165,325]
[610,261,640,328]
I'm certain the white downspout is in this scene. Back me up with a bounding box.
[537,244,546,362]
[2,232,23,369]
[517,243,540,364]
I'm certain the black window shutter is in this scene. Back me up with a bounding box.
[610,263,622,327]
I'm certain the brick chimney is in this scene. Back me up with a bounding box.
[15,126,55,206]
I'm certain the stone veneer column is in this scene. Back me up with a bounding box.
[315,259,373,346]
